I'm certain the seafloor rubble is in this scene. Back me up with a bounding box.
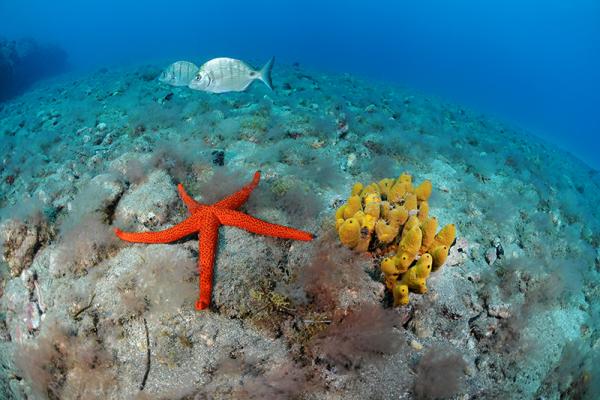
[0,62,598,399]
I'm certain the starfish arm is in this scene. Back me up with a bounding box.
[114,216,199,244]
[196,215,220,310]
[215,208,313,241]
[213,171,261,210]
[177,183,202,212]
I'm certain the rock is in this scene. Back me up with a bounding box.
[211,229,288,317]
[410,339,424,351]
[447,237,469,266]
[114,169,178,228]
[346,153,357,169]
[485,248,497,265]
[0,37,67,101]
[487,303,511,319]
[0,218,52,277]
[211,149,225,166]
[96,122,107,131]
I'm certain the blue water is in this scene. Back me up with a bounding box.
[1,0,599,168]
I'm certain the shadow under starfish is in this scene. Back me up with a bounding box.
[114,171,314,310]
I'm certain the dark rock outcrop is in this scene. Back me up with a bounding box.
[0,37,68,101]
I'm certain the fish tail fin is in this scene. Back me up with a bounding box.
[258,57,274,90]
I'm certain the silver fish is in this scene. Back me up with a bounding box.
[159,61,199,87]
[188,57,274,93]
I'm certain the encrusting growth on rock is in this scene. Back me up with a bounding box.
[335,173,456,304]
[115,171,314,311]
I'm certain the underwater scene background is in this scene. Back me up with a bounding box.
[0,1,599,399]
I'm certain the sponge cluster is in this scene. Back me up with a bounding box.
[335,173,456,305]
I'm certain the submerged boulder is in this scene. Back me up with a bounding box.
[0,37,68,101]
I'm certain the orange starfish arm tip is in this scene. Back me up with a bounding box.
[177,183,202,211]
[214,170,262,210]
[195,299,209,310]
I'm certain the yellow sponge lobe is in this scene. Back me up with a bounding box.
[378,178,394,197]
[430,245,449,270]
[351,182,363,196]
[433,223,456,248]
[344,195,362,219]
[414,253,433,279]
[400,226,422,255]
[389,206,409,227]
[338,218,361,248]
[393,284,410,306]
[364,193,382,219]
[399,173,412,184]
[401,266,428,294]
[381,257,397,276]
[403,192,418,211]
[335,205,346,220]
[375,219,400,244]
[402,215,420,237]
[419,217,438,253]
[417,200,429,222]
[415,179,432,201]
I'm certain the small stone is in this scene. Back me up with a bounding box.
[485,248,497,265]
[346,153,357,169]
[496,243,504,258]
[488,304,511,319]
[212,150,225,166]
[410,339,423,351]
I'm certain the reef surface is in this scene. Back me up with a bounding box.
[0,63,598,399]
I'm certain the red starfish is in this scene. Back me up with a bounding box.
[114,171,313,311]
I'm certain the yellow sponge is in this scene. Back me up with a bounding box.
[415,179,432,201]
[344,195,362,219]
[419,217,438,253]
[363,193,382,219]
[400,266,428,294]
[432,223,456,248]
[430,245,449,271]
[402,215,420,237]
[351,182,363,196]
[393,284,410,306]
[403,192,418,211]
[414,253,433,279]
[361,183,379,197]
[396,225,422,270]
[334,174,455,306]
[378,178,394,198]
[381,257,397,276]
[399,173,412,185]
[375,219,400,244]
[417,201,429,222]
[389,206,409,227]
[338,218,360,248]
[335,205,346,220]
